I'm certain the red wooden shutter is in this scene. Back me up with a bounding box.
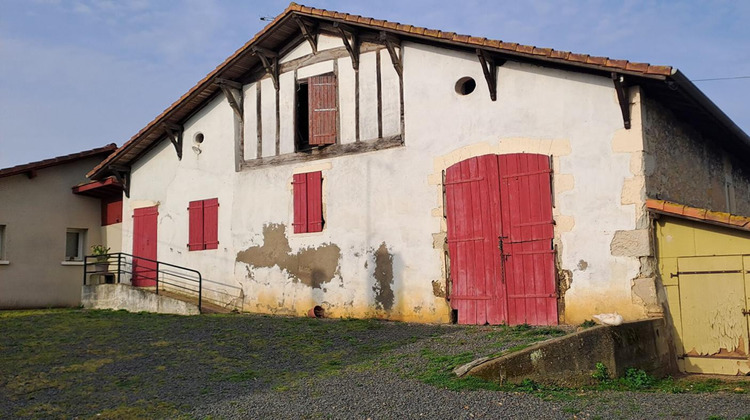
[101,198,123,226]
[292,173,308,233]
[306,171,323,233]
[203,198,219,250]
[308,74,337,145]
[188,200,204,251]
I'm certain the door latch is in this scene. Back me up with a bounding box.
[742,309,750,316]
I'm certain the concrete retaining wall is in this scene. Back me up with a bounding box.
[464,318,677,387]
[81,284,200,315]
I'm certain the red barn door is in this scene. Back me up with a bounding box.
[132,206,158,287]
[445,155,506,325]
[499,154,557,325]
[445,153,556,325]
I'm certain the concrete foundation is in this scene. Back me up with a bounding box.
[462,318,677,387]
[81,284,200,315]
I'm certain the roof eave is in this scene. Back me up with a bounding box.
[668,69,750,152]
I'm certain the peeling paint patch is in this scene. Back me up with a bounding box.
[236,224,341,289]
[371,242,394,311]
[431,280,446,298]
[577,260,588,271]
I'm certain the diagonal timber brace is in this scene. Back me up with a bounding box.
[215,78,243,120]
[109,165,130,198]
[612,73,631,129]
[334,22,359,70]
[162,123,183,160]
[294,16,317,54]
[380,32,402,77]
[476,49,497,101]
[253,47,279,90]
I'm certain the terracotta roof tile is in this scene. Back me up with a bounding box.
[586,56,608,65]
[625,62,650,72]
[647,65,672,76]
[357,17,372,24]
[516,44,535,54]
[568,53,589,62]
[532,47,552,56]
[646,199,750,232]
[410,26,425,35]
[439,31,455,40]
[549,50,569,59]
[682,206,707,220]
[606,59,628,69]
[383,21,398,29]
[468,36,485,45]
[452,34,470,43]
[484,39,501,48]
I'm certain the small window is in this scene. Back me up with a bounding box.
[296,73,337,151]
[0,225,6,260]
[65,229,87,261]
[194,132,205,144]
[292,171,323,233]
[188,198,219,251]
[455,77,476,95]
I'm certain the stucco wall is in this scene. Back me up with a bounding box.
[0,158,104,308]
[643,95,750,215]
[124,39,655,324]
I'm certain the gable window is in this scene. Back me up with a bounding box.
[292,171,323,233]
[296,73,337,151]
[65,229,87,261]
[188,198,219,251]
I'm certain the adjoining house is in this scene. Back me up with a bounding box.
[0,145,121,309]
[83,4,750,373]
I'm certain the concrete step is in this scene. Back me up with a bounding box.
[157,289,234,314]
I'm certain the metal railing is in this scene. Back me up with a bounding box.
[83,252,203,312]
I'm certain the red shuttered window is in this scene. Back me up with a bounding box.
[188,198,219,251]
[308,74,337,146]
[292,171,323,233]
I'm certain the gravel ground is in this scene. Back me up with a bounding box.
[192,370,750,420]
[191,327,750,420]
[2,310,749,419]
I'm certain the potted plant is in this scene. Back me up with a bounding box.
[90,245,110,274]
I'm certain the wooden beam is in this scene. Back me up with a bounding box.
[476,49,497,101]
[162,123,183,160]
[25,169,37,179]
[294,16,317,54]
[254,48,279,91]
[214,77,243,90]
[217,83,243,120]
[109,166,130,198]
[612,72,631,129]
[380,32,402,77]
[334,22,359,70]
[241,135,404,170]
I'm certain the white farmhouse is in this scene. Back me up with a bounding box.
[87,3,750,337]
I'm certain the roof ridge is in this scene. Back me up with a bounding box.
[1,143,116,178]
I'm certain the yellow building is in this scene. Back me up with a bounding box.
[650,199,750,375]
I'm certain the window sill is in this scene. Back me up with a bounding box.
[0,260,9,265]
[61,261,84,266]
[241,135,403,170]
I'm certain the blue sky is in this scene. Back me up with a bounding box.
[1,0,748,168]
